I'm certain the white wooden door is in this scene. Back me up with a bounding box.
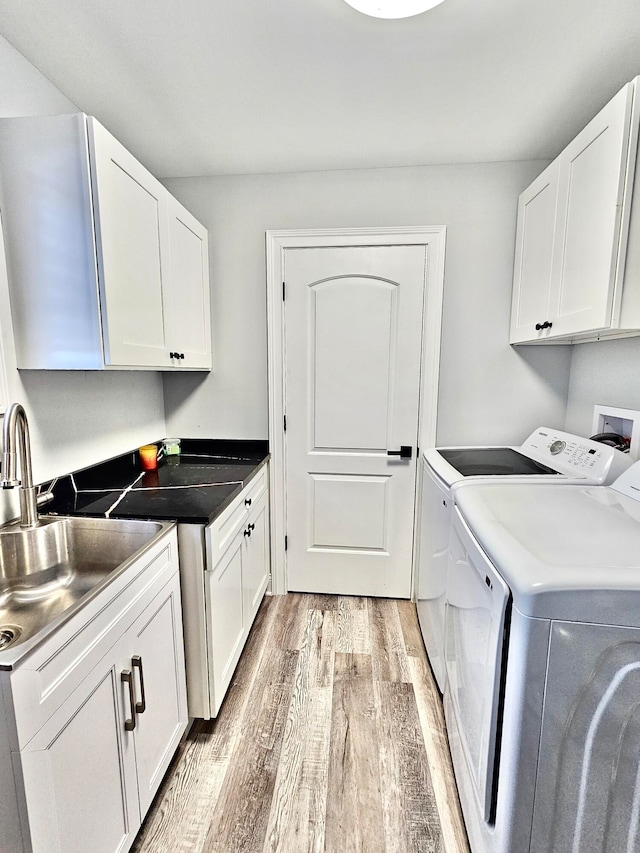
[87,117,172,368]
[166,196,211,369]
[284,245,426,598]
[20,647,140,853]
[550,82,634,337]
[509,160,559,343]
[129,572,188,816]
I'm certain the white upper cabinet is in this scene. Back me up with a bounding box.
[0,113,211,370]
[88,118,173,368]
[165,196,211,369]
[510,160,559,341]
[510,78,640,344]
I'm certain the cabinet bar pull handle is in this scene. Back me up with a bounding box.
[132,655,146,714]
[244,527,252,537]
[121,670,136,731]
[244,497,252,506]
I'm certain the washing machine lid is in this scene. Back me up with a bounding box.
[425,427,630,489]
[454,475,640,623]
[438,447,561,477]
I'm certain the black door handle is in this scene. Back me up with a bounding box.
[387,446,412,460]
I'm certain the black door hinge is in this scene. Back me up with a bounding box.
[283,414,287,432]
[285,534,288,551]
[282,281,286,301]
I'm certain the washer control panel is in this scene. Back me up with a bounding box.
[521,427,631,484]
[549,439,566,456]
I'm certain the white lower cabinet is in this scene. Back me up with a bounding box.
[205,486,270,716]
[242,492,270,627]
[205,529,246,714]
[179,464,270,719]
[19,637,141,853]
[1,527,188,853]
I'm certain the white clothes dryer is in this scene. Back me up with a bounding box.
[417,427,631,691]
[446,462,640,853]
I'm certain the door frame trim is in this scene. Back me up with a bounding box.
[266,226,447,595]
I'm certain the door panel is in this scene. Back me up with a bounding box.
[284,245,426,598]
[312,278,395,449]
[310,473,389,551]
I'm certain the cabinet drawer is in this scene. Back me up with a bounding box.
[206,466,268,565]
[8,530,178,749]
[242,465,268,512]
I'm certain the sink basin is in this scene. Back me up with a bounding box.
[0,515,168,658]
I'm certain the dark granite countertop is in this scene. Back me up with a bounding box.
[46,439,269,525]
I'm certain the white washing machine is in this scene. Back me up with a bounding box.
[417,427,631,691]
[446,462,640,853]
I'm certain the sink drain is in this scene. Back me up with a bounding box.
[0,626,21,651]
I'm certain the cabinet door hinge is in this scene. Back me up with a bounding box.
[285,535,288,551]
[282,281,286,301]
[283,414,287,432]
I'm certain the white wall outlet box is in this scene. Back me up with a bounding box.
[592,405,640,459]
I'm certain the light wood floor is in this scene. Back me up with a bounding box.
[133,594,470,853]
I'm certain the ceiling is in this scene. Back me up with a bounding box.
[1,0,639,178]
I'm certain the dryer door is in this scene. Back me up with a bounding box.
[445,507,511,823]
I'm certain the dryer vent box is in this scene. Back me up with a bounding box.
[592,405,640,460]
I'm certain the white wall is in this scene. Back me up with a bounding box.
[565,337,640,436]
[163,162,572,447]
[0,35,166,523]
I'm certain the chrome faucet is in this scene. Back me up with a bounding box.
[1,403,39,528]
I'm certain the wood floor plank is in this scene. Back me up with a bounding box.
[408,655,470,853]
[375,679,444,853]
[335,598,371,654]
[397,598,428,658]
[324,653,385,853]
[368,598,412,682]
[269,589,310,651]
[312,607,336,689]
[202,647,300,852]
[263,608,333,853]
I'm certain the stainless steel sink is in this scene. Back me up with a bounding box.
[0,515,169,661]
